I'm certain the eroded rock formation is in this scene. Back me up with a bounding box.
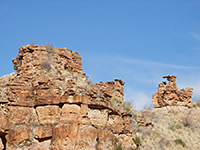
[152,75,194,108]
[0,44,135,150]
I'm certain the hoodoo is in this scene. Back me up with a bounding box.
[152,75,194,108]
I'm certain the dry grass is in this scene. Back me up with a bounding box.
[195,98,200,107]
[40,60,51,72]
[45,43,55,54]
[130,107,200,150]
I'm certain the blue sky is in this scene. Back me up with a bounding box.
[0,1,200,109]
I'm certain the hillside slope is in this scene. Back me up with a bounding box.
[131,106,200,150]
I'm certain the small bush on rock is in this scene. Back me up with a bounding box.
[115,142,123,150]
[45,43,55,54]
[110,97,124,111]
[67,66,73,73]
[123,102,134,113]
[112,97,123,104]
[133,135,141,148]
[174,138,185,147]
[169,122,181,131]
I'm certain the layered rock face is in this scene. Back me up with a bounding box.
[0,45,134,150]
[152,75,194,108]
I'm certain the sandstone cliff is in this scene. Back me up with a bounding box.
[0,45,134,150]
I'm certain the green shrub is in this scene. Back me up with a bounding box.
[67,66,73,73]
[111,97,123,104]
[110,97,123,111]
[132,113,137,120]
[169,122,181,131]
[115,142,123,150]
[123,102,134,113]
[133,135,141,148]
[40,70,47,74]
[174,138,185,147]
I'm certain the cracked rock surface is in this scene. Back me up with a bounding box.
[152,75,194,108]
[0,44,135,150]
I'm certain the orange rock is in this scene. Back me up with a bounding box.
[9,106,38,125]
[36,105,61,125]
[88,109,108,128]
[153,75,194,108]
[0,139,4,150]
[108,114,123,134]
[80,104,88,114]
[35,89,60,105]
[7,124,30,144]
[33,125,52,139]
[76,125,98,149]
[62,104,80,114]
[0,44,133,149]
[52,121,79,149]
[0,109,9,134]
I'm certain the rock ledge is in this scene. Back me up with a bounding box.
[0,44,135,150]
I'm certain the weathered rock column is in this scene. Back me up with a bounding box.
[152,75,194,108]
